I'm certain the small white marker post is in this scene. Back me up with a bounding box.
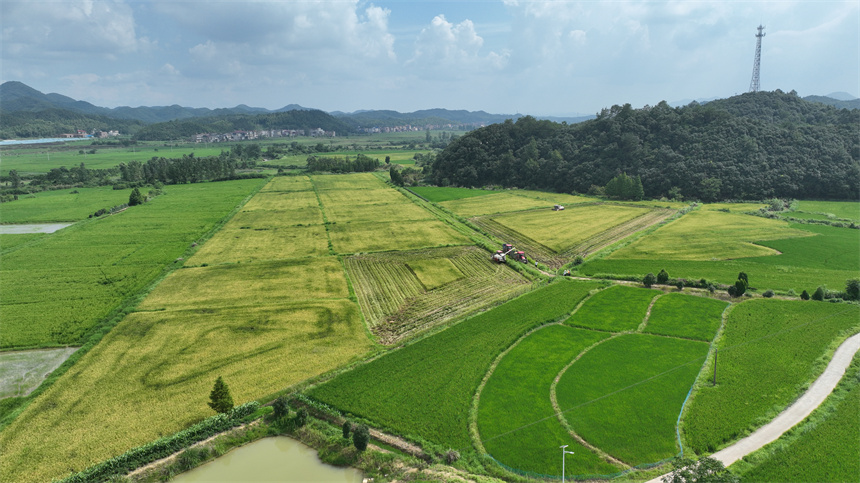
[560,445,575,483]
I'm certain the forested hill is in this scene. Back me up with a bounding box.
[132,110,356,140]
[430,91,860,201]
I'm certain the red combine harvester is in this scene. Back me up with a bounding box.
[491,243,528,264]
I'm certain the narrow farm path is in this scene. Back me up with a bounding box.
[636,293,663,332]
[645,330,860,483]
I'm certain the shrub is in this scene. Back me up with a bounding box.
[845,279,860,301]
[294,408,308,427]
[643,273,657,288]
[272,395,290,419]
[342,421,352,439]
[572,255,584,266]
[733,279,746,297]
[445,449,460,464]
[657,269,669,284]
[128,187,145,206]
[707,284,716,294]
[675,280,685,291]
[800,290,810,300]
[352,425,370,452]
[763,289,775,298]
[812,286,826,301]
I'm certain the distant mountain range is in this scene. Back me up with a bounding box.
[0,81,592,131]
[1,81,854,140]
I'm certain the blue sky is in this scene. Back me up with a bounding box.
[1,1,857,116]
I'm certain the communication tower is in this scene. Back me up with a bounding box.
[749,25,765,92]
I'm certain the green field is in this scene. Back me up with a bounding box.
[478,325,617,477]
[736,354,860,482]
[607,210,811,261]
[346,247,531,344]
[583,220,859,292]
[409,186,496,202]
[557,334,709,465]
[0,233,45,252]
[643,294,728,342]
[566,285,661,332]
[0,179,265,348]
[308,280,606,450]
[0,186,136,223]
[795,200,860,221]
[683,299,860,454]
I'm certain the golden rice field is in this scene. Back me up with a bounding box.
[0,300,372,483]
[313,173,387,191]
[188,224,330,265]
[328,220,470,254]
[241,190,319,212]
[490,203,652,252]
[607,209,813,261]
[439,192,553,217]
[318,187,407,206]
[324,199,436,224]
[407,257,465,290]
[258,175,314,192]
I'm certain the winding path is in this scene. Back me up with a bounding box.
[646,331,860,483]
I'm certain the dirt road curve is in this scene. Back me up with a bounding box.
[646,330,860,483]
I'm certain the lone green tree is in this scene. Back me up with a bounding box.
[352,424,370,451]
[128,187,145,206]
[643,273,657,288]
[812,286,826,301]
[273,395,290,419]
[207,376,234,414]
[657,269,669,284]
[800,289,810,300]
[9,170,21,189]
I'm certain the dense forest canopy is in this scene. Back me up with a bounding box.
[430,91,859,201]
[0,108,144,139]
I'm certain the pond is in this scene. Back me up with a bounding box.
[171,436,364,483]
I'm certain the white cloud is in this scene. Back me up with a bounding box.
[408,15,509,76]
[1,0,140,59]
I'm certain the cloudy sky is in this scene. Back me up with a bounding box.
[1,0,857,116]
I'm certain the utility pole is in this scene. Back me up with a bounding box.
[749,25,765,92]
[560,445,575,483]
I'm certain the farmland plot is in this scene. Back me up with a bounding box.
[0,186,134,224]
[643,293,728,342]
[313,173,388,191]
[556,334,709,465]
[345,246,531,344]
[308,280,606,450]
[439,192,552,217]
[478,325,618,477]
[0,300,372,483]
[476,204,674,267]
[683,299,860,454]
[328,220,470,254]
[188,224,330,265]
[566,285,661,332]
[408,186,496,202]
[0,179,265,348]
[258,175,314,192]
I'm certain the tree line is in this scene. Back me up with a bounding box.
[430,91,859,201]
[306,154,380,173]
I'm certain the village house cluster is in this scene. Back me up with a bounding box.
[358,122,484,134]
[61,129,121,138]
[193,128,335,143]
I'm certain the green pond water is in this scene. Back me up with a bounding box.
[171,436,363,482]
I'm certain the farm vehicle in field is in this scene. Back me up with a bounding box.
[491,243,528,264]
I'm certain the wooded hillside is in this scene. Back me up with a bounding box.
[430,91,859,201]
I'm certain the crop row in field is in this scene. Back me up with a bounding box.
[557,334,709,465]
[308,280,606,450]
[0,179,265,348]
[566,285,661,332]
[345,246,531,344]
[606,210,812,261]
[312,174,471,254]
[440,192,554,217]
[478,325,618,477]
[0,186,136,224]
[643,293,728,341]
[682,299,860,454]
[737,353,859,482]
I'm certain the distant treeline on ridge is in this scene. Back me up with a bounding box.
[430,91,859,201]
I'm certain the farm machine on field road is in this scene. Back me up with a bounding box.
[491,243,528,264]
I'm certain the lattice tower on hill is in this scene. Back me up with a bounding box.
[749,25,765,92]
